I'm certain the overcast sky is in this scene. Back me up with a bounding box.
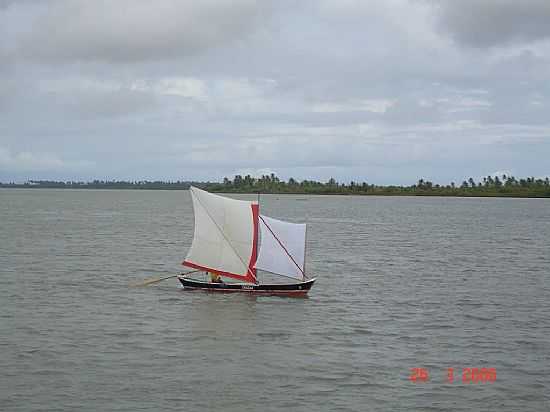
[1,0,549,184]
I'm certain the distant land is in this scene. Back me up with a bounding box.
[1,174,549,198]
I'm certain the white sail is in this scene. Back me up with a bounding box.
[255,215,306,280]
[183,187,258,283]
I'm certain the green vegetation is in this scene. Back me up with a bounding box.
[204,174,550,197]
[1,174,549,197]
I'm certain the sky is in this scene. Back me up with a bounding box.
[1,0,549,185]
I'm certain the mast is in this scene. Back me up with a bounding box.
[303,224,307,281]
[256,191,260,284]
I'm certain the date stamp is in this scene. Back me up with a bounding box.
[410,367,496,384]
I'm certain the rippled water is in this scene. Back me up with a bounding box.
[1,189,549,411]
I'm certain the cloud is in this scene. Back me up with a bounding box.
[233,168,277,178]
[0,147,93,173]
[434,0,550,48]
[311,99,395,114]
[0,0,24,9]
[15,0,266,63]
[140,77,207,100]
[1,1,550,184]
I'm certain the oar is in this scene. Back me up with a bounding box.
[130,270,199,287]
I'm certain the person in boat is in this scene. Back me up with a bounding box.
[209,272,223,283]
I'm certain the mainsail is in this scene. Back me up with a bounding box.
[182,187,258,283]
[255,215,306,281]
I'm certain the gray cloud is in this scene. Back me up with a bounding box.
[15,0,265,63]
[1,0,549,183]
[63,87,158,119]
[435,0,550,47]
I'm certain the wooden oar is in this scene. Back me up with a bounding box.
[130,270,199,287]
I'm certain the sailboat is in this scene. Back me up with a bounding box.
[177,186,316,295]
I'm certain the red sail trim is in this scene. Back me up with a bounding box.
[182,260,256,283]
[247,203,260,283]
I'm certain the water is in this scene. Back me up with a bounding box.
[1,189,549,411]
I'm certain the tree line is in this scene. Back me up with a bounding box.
[1,174,549,197]
[201,173,550,197]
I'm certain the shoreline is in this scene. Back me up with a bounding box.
[1,186,549,198]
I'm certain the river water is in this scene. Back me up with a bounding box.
[1,189,549,411]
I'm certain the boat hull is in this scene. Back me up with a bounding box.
[177,275,315,296]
